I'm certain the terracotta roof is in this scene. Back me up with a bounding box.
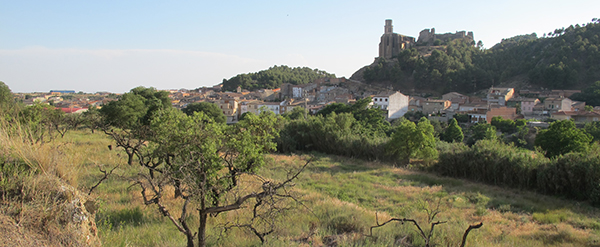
[60,108,88,113]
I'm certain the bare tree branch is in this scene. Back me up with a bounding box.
[88,163,120,195]
[460,222,483,247]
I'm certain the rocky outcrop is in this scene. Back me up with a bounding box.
[0,176,101,247]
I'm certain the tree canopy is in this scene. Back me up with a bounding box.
[137,108,286,246]
[535,120,592,158]
[386,117,437,165]
[317,97,389,134]
[570,81,600,106]
[442,118,464,143]
[182,102,226,124]
[0,81,18,117]
[221,65,335,91]
[467,123,497,145]
[100,86,171,129]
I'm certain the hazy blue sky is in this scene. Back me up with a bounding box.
[1,0,599,93]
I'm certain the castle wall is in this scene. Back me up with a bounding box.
[417,28,474,45]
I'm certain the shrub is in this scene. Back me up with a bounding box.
[435,140,546,190]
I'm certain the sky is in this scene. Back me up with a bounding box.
[1,0,599,93]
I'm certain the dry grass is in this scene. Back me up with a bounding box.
[32,133,600,247]
[0,121,103,246]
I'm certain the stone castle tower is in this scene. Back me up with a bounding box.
[378,19,415,59]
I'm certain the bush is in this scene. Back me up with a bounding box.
[435,140,546,190]
[276,113,390,161]
[435,140,600,204]
[537,147,600,201]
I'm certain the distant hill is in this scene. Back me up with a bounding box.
[352,19,600,95]
[221,65,335,92]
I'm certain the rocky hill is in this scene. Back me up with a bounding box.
[353,19,600,96]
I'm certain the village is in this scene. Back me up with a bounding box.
[13,77,600,126]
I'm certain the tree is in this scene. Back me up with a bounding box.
[387,117,437,165]
[221,65,335,91]
[317,102,350,116]
[82,106,103,133]
[452,113,470,123]
[585,105,594,112]
[0,81,18,118]
[133,109,305,247]
[182,102,226,124]
[585,121,600,142]
[467,123,497,145]
[535,120,592,158]
[443,118,464,143]
[491,116,517,133]
[281,106,308,120]
[18,103,64,143]
[0,81,13,108]
[570,81,600,106]
[318,97,389,134]
[100,87,172,165]
[101,86,170,128]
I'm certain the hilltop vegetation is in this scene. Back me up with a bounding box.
[362,19,600,94]
[221,65,335,91]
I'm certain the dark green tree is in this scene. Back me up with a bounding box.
[221,65,335,91]
[387,117,437,165]
[491,116,517,133]
[443,118,464,143]
[82,106,103,133]
[535,120,592,158]
[317,103,350,116]
[100,86,170,129]
[100,86,172,165]
[571,81,600,106]
[182,102,226,124]
[0,81,18,118]
[467,123,497,145]
[452,113,470,123]
[281,106,308,120]
[584,121,600,142]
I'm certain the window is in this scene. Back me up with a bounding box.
[385,99,388,102]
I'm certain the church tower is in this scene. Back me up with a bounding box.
[378,19,415,59]
[384,19,393,34]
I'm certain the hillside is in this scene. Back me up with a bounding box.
[220,65,336,92]
[353,19,600,95]
[69,133,600,246]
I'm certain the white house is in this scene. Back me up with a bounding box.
[257,102,281,115]
[372,91,409,119]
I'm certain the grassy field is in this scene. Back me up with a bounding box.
[60,130,600,246]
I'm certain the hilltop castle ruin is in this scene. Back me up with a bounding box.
[378,19,475,59]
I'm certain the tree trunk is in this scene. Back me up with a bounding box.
[174,180,183,198]
[127,151,134,166]
[185,232,195,247]
[198,212,208,247]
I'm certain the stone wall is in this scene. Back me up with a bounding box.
[417,28,474,45]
